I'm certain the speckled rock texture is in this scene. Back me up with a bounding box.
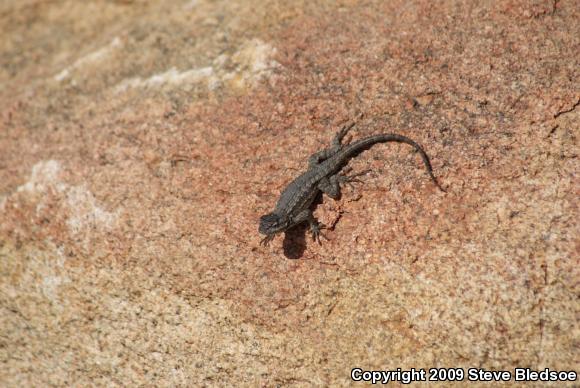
[1,0,578,386]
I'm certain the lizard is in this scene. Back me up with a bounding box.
[258,119,445,246]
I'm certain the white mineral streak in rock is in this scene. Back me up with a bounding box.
[115,39,280,92]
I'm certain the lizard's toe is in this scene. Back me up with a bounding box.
[260,235,275,246]
[310,222,329,244]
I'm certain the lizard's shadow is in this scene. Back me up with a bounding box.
[282,224,308,259]
[282,192,328,259]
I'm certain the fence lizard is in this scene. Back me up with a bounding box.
[258,120,445,245]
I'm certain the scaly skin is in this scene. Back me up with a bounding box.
[259,120,445,245]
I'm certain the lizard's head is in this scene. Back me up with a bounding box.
[258,212,289,235]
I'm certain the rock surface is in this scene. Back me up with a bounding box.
[1,0,578,386]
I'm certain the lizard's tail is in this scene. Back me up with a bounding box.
[345,134,446,192]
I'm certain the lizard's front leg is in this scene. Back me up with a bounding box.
[293,209,327,244]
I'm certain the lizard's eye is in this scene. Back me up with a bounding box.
[259,213,280,234]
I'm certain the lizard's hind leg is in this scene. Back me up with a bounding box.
[318,168,371,200]
[318,176,341,199]
[308,148,336,167]
[337,167,371,190]
[309,119,359,167]
[332,121,356,148]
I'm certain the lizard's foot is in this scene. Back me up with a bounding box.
[310,222,329,245]
[260,234,275,246]
[338,168,372,189]
[333,121,357,148]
